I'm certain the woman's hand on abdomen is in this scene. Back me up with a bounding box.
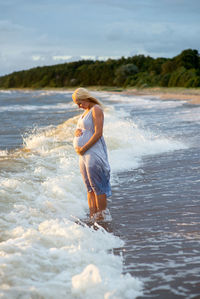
[75,146,86,156]
[74,128,83,137]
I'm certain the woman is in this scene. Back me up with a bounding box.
[72,88,111,221]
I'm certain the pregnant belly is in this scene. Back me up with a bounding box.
[73,130,92,149]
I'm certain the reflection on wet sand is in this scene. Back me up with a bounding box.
[109,147,200,298]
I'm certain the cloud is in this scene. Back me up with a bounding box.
[0,19,40,55]
[91,0,200,16]
[105,19,200,57]
[0,20,26,43]
[0,49,122,76]
[52,55,73,61]
[0,0,200,75]
[32,55,46,61]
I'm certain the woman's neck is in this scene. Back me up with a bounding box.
[87,103,96,110]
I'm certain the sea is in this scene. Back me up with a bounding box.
[0,89,200,299]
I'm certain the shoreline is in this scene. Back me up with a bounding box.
[93,87,200,105]
[118,87,200,105]
[1,87,200,104]
[86,86,200,105]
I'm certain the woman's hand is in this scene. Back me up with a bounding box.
[75,128,83,137]
[75,146,86,156]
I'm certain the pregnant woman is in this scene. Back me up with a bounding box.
[72,88,111,221]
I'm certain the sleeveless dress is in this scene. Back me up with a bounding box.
[73,106,111,197]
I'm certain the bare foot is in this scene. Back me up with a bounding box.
[93,211,104,221]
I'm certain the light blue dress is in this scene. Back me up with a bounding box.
[73,106,111,197]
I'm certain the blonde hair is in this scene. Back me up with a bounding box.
[72,88,102,107]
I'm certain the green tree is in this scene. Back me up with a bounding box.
[162,60,176,74]
[175,49,199,70]
[114,64,138,86]
[0,49,199,88]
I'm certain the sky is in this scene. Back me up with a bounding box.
[0,0,200,76]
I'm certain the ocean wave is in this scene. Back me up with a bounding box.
[0,102,73,112]
[0,96,189,298]
[0,111,143,298]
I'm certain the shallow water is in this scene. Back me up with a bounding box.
[107,94,200,298]
[0,89,200,298]
[110,148,200,298]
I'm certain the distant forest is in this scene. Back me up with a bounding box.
[0,49,200,89]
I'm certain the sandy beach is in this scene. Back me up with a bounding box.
[117,87,200,105]
[85,86,200,104]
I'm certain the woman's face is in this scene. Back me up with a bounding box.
[74,99,90,110]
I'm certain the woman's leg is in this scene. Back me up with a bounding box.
[95,193,107,220]
[87,192,107,220]
[84,155,108,219]
[87,191,97,217]
[79,158,97,217]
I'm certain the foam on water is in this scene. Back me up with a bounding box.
[38,90,73,96]
[96,92,188,108]
[0,93,188,298]
[0,150,8,157]
[103,105,187,176]
[0,103,72,112]
[0,90,12,94]
[0,117,143,298]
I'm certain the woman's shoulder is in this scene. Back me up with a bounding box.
[91,105,104,121]
[92,104,103,113]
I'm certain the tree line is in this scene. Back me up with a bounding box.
[0,49,200,89]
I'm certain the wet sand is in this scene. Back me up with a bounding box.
[108,148,200,298]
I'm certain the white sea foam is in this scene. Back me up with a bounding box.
[95,91,187,108]
[0,103,72,112]
[0,92,188,298]
[103,105,187,176]
[0,90,13,94]
[0,114,143,298]
[38,90,73,96]
[176,106,200,123]
[0,150,8,156]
